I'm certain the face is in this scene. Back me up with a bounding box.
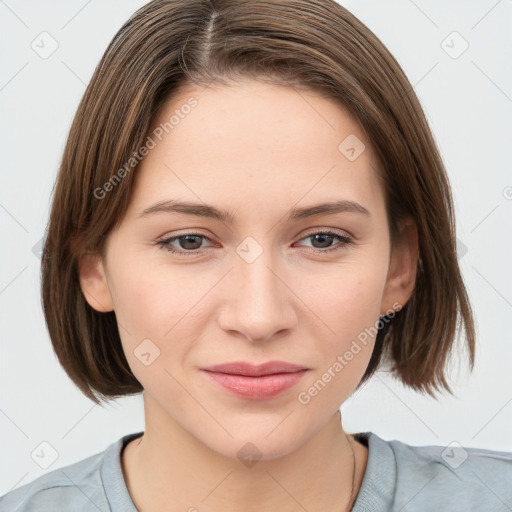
[80,78,417,461]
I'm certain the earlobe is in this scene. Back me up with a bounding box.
[78,253,115,313]
[380,218,419,315]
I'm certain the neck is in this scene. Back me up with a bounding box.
[121,396,367,512]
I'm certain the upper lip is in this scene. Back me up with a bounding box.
[201,361,308,377]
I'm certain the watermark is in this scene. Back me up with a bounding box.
[440,31,469,60]
[456,237,468,260]
[236,236,264,264]
[93,97,198,200]
[297,301,402,405]
[32,236,44,260]
[31,441,59,469]
[31,31,59,60]
[237,441,263,468]
[338,133,366,162]
[133,338,160,366]
[441,441,469,469]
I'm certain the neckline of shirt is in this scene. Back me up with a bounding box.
[101,430,397,512]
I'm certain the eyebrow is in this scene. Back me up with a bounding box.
[138,199,370,223]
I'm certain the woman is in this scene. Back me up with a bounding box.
[1,0,510,510]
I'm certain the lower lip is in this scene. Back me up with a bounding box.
[201,370,308,400]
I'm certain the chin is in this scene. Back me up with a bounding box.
[218,436,302,464]
[192,418,314,464]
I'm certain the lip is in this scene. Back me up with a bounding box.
[200,361,309,400]
[201,360,309,376]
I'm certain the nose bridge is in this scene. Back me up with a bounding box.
[219,236,296,342]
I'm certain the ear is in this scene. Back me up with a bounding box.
[78,253,115,312]
[380,217,419,315]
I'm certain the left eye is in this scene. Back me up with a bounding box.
[156,230,352,256]
[156,234,214,255]
[297,231,353,252]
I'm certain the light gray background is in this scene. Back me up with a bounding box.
[1,0,511,496]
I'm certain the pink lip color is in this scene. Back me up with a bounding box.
[201,369,308,400]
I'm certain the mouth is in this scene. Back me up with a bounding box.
[200,361,309,400]
[201,360,309,376]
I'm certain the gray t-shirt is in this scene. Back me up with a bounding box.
[1,430,511,511]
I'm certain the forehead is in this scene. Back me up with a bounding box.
[127,78,384,220]
[151,78,370,158]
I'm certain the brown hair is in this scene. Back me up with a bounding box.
[41,0,475,405]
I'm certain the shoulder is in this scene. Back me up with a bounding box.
[365,432,512,511]
[0,444,109,511]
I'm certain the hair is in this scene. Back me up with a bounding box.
[41,0,475,406]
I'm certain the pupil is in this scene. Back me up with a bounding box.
[312,233,333,248]
[180,235,202,250]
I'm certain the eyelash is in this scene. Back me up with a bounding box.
[155,229,353,257]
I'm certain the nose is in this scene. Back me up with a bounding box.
[216,248,298,343]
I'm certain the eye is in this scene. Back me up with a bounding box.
[294,229,353,254]
[156,233,215,256]
[156,229,353,257]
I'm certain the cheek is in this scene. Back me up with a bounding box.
[108,254,197,334]
[108,257,213,375]
[299,256,388,342]
[293,250,388,400]
[295,270,382,410]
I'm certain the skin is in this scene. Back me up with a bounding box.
[79,78,418,512]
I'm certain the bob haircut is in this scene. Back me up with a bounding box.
[41,0,475,406]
